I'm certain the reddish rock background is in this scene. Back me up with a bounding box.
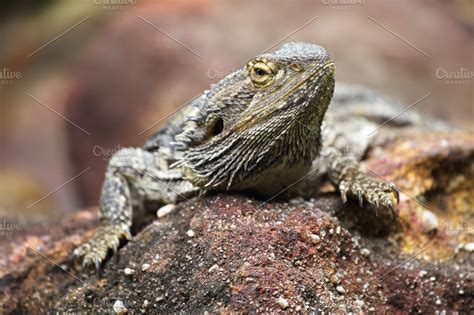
[0,127,472,313]
[0,0,473,224]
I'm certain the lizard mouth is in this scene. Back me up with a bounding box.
[230,60,335,133]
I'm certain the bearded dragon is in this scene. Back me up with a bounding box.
[74,42,401,268]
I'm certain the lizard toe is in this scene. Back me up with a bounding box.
[338,171,399,216]
[74,224,131,270]
[338,180,350,204]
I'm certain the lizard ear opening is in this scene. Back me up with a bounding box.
[212,117,224,136]
[206,116,224,137]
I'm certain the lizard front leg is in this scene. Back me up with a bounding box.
[74,169,132,269]
[323,147,399,214]
[74,147,197,269]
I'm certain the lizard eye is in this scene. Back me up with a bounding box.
[248,61,276,87]
[254,68,267,77]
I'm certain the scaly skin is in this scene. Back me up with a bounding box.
[74,42,399,269]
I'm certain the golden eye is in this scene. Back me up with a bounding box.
[290,63,303,72]
[254,67,267,77]
[249,61,276,87]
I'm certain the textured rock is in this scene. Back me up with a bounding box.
[0,128,472,313]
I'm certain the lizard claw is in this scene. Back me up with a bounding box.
[374,197,380,209]
[387,199,394,211]
[339,188,348,204]
[94,256,101,272]
[391,183,400,204]
[337,172,399,217]
[340,192,347,204]
[386,199,395,218]
[74,224,131,271]
[338,181,349,204]
[356,189,364,207]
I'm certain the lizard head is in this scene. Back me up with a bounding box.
[175,42,335,192]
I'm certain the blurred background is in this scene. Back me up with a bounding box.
[0,0,472,227]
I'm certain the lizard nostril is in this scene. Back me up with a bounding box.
[290,63,303,72]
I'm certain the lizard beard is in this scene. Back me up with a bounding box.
[180,102,322,191]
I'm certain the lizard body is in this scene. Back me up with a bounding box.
[75,42,401,268]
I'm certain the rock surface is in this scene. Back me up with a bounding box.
[1,128,473,313]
